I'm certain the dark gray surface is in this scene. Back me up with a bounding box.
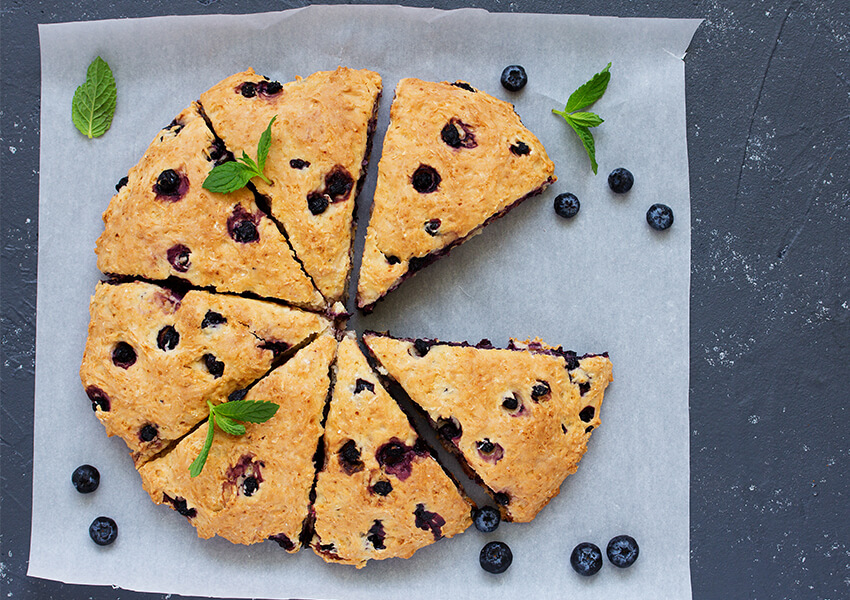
[2,1,847,598]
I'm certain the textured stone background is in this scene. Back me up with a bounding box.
[1,1,847,599]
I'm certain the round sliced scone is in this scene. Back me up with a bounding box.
[137,333,337,548]
[96,102,324,310]
[200,67,383,304]
[357,78,556,311]
[310,335,473,568]
[80,281,330,465]
[363,332,613,523]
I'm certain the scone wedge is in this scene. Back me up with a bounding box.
[80,281,330,464]
[95,103,324,310]
[200,67,383,304]
[363,332,613,523]
[310,335,472,568]
[357,78,556,311]
[137,333,337,548]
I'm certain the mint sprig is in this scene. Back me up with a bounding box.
[188,399,279,477]
[71,56,117,139]
[552,62,611,174]
[202,115,277,194]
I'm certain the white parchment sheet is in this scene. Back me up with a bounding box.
[33,6,700,599]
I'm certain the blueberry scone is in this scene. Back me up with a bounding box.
[200,68,383,304]
[310,335,472,568]
[95,103,324,310]
[363,332,612,523]
[137,333,337,548]
[79,281,330,464]
[356,78,556,311]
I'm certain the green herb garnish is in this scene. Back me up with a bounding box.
[202,116,276,193]
[71,56,117,139]
[188,399,279,477]
[552,62,611,174]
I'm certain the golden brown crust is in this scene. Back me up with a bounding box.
[200,68,383,304]
[357,78,556,310]
[79,281,330,464]
[137,334,337,548]
[311,336,472,568]
[95,103,324,310]
[363,333,612,523]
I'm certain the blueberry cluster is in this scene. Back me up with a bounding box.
[570,535,640,575]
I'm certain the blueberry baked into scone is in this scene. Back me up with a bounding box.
[95,103,325,311]
[79,280,330,465]
[356,78,556,311]
[363,332,613,523]
[200,67,383,304]
[137,333,337,548]
[310,335,473,567]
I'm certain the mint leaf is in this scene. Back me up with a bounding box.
[564,62,611,113]
[238,151,261,174]
[256,115,276,172]
[214,400,279,424]
[565,112,604,128]
[189,412,215,478]
[213,413,246,436]
[71,56,117,139]
[568,121,599,175]
[202,161,255,194]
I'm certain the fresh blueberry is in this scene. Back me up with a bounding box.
[115,176,129,192]
[89,516,118,546]
[554,193,580,219]
[156,326,179,351]
[480,541,512,573]
[570,542,603,576]
[155,169,181,195]
[411,165,441,194]
[646,203,674,230]
[473,506,501,533]
[372,480,393,496]
[71,464,100,494]
[139,424,158,442]
[307,192,329,215]
[607,535,639,568]
[579,406,595,422]
[201,310,227,329]
[608,168,634,194]
[111,342,136,369]
[500,65,528,92]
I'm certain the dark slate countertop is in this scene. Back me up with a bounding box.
[2,1,847,599]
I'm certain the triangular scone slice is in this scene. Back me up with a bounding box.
[356,79,556,311]
[363,332,612,523]
[137,333,336,548]
[95,103,324,310]
[311,336,472,568]
[200,68,383,304]
[80,281,330,465]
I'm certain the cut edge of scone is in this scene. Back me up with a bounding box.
[308,334,473,568]
[362,330,612,523]
[356,78,556,313]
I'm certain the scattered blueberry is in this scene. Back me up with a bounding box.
[155,169,181,196]
[437,417,462,441]
[607,535,639,568]
[480,541,513,573]
[646,203,674,230]
[411,164,441,194]
[231,219,259,243]
[473,506,501,533]
[201,310,227,329]
[413,339,432,357]
[554,193,580,219]
[440,119,477,149]
[263,80,283,95]
[71,464,100,494]
[307,191,329,215]
[477,439,495,454]
[111,342,137,369]
[139,424,158,442]
[156,326,179,351]
[115,176,129,192]
[531,381,551,401]
[203,353,224,378]
[579,406,595,422]
[89,516,118,546]
[608,168,634,194]
[494,491,510,506]
[510,141,530,156]
[424,219,441,236]
[500,65,528,92]
[571,542,603,576]
[501,394,519,411]
[376,441,406,467]
[372,480,393,496]
[242,476,259,497]
[240,82,257,98]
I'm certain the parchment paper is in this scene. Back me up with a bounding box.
[32,6,700,599]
